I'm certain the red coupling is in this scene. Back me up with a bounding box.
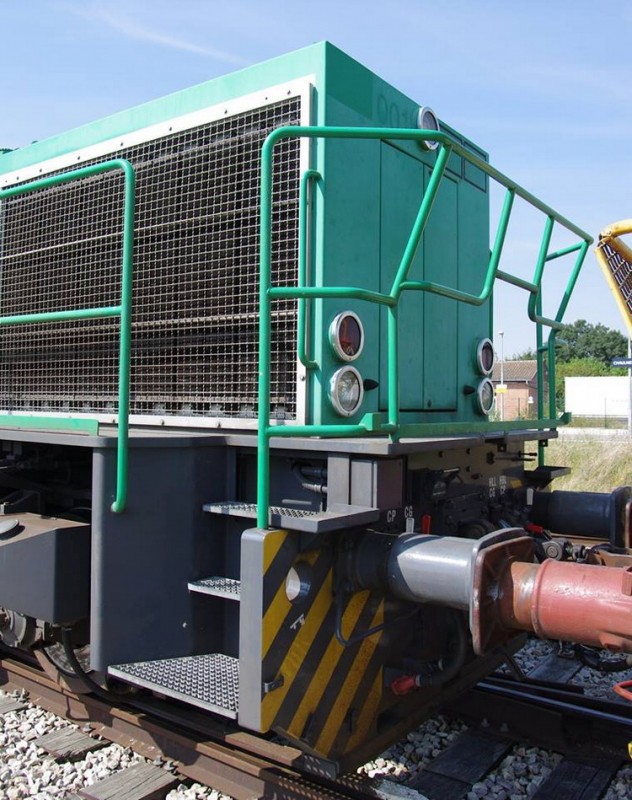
[390,674,420,696]
[500,560,632,654]
[421,515,432,535]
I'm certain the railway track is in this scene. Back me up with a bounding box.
[406,650,632,800]
[0,653,398,800]
[1,648,631,799]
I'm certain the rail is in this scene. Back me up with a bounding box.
[0,159,136,513]
[257,126,592,527]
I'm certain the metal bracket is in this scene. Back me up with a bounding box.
[263,675,284,694]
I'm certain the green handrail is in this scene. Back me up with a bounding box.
[391,144,452,296]
[297,169,321,370]
[398,188,515,305]
[0,159,135,513]
[257,126,592,528]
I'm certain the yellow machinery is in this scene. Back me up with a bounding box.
[596,220,632,336]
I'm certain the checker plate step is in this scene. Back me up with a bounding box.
[188,576,240,600]
[203,501,379,532]
[108,653,238,718]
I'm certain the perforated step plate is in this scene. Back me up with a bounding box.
[203,501,379,533]
[188,576,241,600]
[108,653,238,718]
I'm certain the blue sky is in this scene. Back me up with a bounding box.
[2,0,630,357]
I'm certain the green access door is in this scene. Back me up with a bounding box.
[379,143,458,411]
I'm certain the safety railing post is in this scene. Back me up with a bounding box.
[528,216,555,325]
[536,294,546,468]
[547,330,558,421]
[297,169,321,370]
[110,160,136,513]
[387,306,399,432]
[257,133,276,529]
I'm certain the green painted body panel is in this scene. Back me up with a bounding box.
[379,144,426,411]
[0,415,99,434]
[308,48,490,426]
[422,170,459,412]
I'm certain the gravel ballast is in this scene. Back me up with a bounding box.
[0,689,231,799]
[359,636,632,798]
[2,637,632,799]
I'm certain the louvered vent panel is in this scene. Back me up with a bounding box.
[0,97,301,420]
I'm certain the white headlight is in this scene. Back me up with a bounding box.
[329,367,364,417]
[476,378,495,416]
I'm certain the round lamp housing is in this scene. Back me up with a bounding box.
[329,311,364,362]
[476,378,496,416]
[329,366,364,417]
[417,106,440,151]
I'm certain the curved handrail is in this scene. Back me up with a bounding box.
[0,158,136,513]
[256,126,592,527]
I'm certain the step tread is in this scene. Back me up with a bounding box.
[203,500,379,532]
[108,653,238,718]
[188,576,241,600]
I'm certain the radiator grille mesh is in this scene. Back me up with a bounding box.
[601,241,632,316]
[0,97,301,420]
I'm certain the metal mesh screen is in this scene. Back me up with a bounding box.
[601,241,632,318]
[0,97,301,420]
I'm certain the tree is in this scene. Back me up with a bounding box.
[511,347,537,360]
[555,320,627,366]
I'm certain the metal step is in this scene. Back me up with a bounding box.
[108,653,239,718]
[203,501,379,533]
[188,576,240,600]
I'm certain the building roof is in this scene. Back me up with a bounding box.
[491,359,539,383]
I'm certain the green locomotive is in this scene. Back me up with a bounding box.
[0,43,629,774]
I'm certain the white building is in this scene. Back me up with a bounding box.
[565,376,630,418]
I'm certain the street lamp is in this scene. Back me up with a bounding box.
[498,331,505,420]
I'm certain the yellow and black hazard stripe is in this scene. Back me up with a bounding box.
[257,529,385,759]
[289,589,383,756]
[260,545,334,729]
[332,627,384,756]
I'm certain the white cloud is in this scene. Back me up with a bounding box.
[61,2,247,65]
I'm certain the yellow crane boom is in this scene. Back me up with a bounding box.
[596,220,632,336]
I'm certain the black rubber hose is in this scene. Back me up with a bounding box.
[423,610,468,687]
[574,644,630,673]
[292,464,327,495]
[61,627,118,700]
[39,644,78,679]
